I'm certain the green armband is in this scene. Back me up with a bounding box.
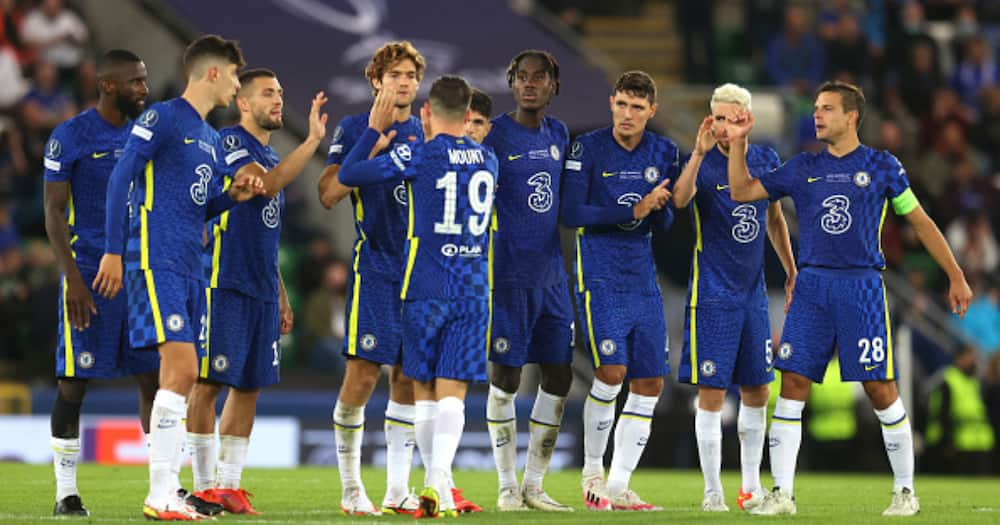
[891,187,919,215]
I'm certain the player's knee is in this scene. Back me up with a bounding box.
[489,363,521,393]
[863,380,898,409]
[739,384,770,407]
[630,376,663,397]
[539,363,573,396]
[698,386,726,410]
[190,380,223,404]
[779,372,812,400]
[57,378,88,404]
[594,365,626,386]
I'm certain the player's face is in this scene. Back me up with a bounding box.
[244,76,284,131]
[710,101,742,152]
[512,56,555,111]
[813,91,854,143]
[465,111,491,144]
[214,62,241,108]
[373,58,419,109]
[610,91,656,140]
[110,61,149,120]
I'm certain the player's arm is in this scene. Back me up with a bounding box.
[672,116,714,208]
[337,128,405,186]
[725,110,770,203]
[278,270,293,335]
[203,171,266,220]
[902,202,973,317]
[254,91,328,198]
[44,179,96,330]
[766,200,797,313]
[317,130,400,208]
[93,144,149,299]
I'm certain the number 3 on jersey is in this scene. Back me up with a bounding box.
[434,170,495,236]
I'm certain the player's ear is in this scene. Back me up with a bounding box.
[371,78,383,92]
[648,102,658,119]
[608,95,615,112]
[464,109,471,124]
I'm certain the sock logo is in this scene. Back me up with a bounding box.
[597,420,612,431]
[637,436,648,446]
[157,418,178,430]
[886,442,900,452]
[60,458,76,467]
[494,428,512,448]
[768,437,781,448]
[542,438,556,448]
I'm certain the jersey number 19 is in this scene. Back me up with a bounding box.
[433,170,494,236]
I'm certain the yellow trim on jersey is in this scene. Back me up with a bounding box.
[140,161,155,270]
[585,290,600,367]
[575,228,585,293]
[400,182,418,300]
[877,199,888,269]
[200,288,211,378]
[486,209,497,359]
[144,270,166,343]
[882,280,895,381]
[209,177,232,288]
[67,192,75,227]
[689,202,704,384]
[353,187,364,222]
[346,239,363,356]
[61,275,75,377]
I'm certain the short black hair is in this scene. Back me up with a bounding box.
[183,34,245,77]
[469,88,492,118]
[429,75,472,120]
[506,49,560,95]
[238,68,276,91]
[816,80,866,126]
[98,49,142,77]
[613,70,657,103]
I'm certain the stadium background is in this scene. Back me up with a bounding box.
[0,0,997,477]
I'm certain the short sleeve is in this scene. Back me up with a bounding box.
[759,154,800,201]
[125,105,171,160]
[42,123,80,182]
[883,152,918,215]
[326,116,358,166]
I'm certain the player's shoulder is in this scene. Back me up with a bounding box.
[649,130,679,153]
[543,115,569,138]
[574,125,611,148]
[49,108,91,143]
[866,145,905,173]
[748,143,781,163]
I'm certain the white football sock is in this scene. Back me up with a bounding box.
[148,389,187,506]
[414,400,437,486]
[187,432,216,492]
[430,396,464,510]
[769,397,804,495]
[218,435,248,489]
[696,407,723,495]
[523,387,566,490]
[333,400,364,492]
[51,437,80,501]
[874,398,914,492]
[606,392,656,498]
[738,403,767,493]
[583,378,621,478]
[486,384,518,491]
[384,401,415,501]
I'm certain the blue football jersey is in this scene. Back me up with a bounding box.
[564,127,680,293]
[759,145,916,270]
[484,113,569,288]
[206,125,284,301]
[121,98,224,279]
[687,144,781,306]
[327,112,424,278]
[365,135,499,300]
[43,108,131,269]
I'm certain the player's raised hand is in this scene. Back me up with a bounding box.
[368,88,395,132]
[949,276,974,318]
[694,116,716,155]
[634,178,672,220]
[370,129,398,158]
[725,108,754,140]
[307,91,329,142]
[66,269,97,330]
[228,171,266,202]
[92,253,123,299]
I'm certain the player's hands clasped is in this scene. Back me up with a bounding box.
[229,172,266,202]
[92,253,123,300]
[307,91,329,142]
[66,269,97,330]
[633,178,672,220]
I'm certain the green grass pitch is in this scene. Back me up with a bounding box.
[1,464,998,523]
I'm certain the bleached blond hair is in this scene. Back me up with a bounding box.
[710,83,752,112]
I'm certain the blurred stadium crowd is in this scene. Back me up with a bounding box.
[0,0,997,471]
